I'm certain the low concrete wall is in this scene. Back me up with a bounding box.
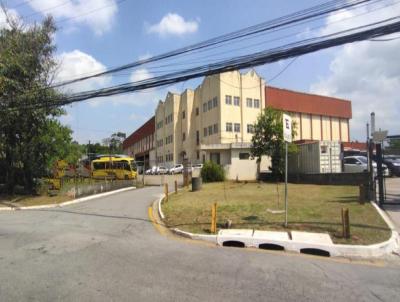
[67,180,135,198]
[288,172,369,186]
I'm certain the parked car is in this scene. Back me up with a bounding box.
[169,164,184,174]
[156,166,168,175]
[145,166,157,175]
[382,155,400,177]
[343,156,389,176]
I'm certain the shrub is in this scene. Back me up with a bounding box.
[201,161,225,182]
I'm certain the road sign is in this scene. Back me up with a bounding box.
[283,114,292,143]
[372,130,387,143]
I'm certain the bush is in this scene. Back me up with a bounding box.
[201,161,225,182]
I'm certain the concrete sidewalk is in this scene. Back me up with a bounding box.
[383,178,400,231]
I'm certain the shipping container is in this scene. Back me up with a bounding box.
[289,141,342,174]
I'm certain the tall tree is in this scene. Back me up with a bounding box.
[251,106,297,180]
[0,13,68,193]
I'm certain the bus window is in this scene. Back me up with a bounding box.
[130,161,137,172]
[93,162,105,170]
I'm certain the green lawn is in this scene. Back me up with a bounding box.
[162,182,391,245]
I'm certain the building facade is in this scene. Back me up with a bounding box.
[123,70,352,180]
[122,116,155,170]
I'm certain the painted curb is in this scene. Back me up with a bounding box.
[0,187,136,211]
[159,196,399,258]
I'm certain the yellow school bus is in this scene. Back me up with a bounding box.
[91,156,137,180]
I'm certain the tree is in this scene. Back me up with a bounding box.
[251,106,297,180]
[102,132,126,153]
[0,13,69,193]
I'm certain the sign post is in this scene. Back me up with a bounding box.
[283,114,292,228]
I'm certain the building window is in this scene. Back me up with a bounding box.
[239,153,250,160]
[225,95,232,105]
[213,123,218,134]
[234,123,240,132]
[254,99,260,108]
[197,151,200,160]
[196,131,200,145]
[208,100,212,110]
[208,125,213,136]
[182,132,186,141]
[204,127,208,137]
[213,97,218,108]
[203,103,207,113]
[234,96,240,106]
[246,98,253,107]
[226,122,232,132]
[247,124,255,134]
[182,110,185,119]
[196,107,199,116]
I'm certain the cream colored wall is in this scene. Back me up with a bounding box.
[331,117,340,141]
[340,119,349,142]
[311,115,321,140]
[225,149,258,181]
[322,116,331,141]
[220,70,264,144]
[155,101,165,164]
[292,113,301,140]
[301,114,312,140]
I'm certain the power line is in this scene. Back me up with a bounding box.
[49,0,376,88]
[267,57,299,83]
[5,16,400,112]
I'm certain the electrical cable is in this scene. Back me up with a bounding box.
[49,0,375,88]
[4,16,400,112]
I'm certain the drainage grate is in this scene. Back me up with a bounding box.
[222,241,245,248]
[300,248,330,257]
[259,243,285,251]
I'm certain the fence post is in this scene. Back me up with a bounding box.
[164,183,168,202]
[341,208,350,239]
[175,180,178,194]
[211,203,217,234]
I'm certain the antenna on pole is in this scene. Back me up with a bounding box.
[370,112,375,135]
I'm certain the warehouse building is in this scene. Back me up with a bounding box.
[123,70,352,180]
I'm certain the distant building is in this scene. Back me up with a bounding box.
[122,116,155,170]
[123,70,352,179]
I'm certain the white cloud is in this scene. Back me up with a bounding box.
[130,68,153,82]
[0,7,20,30]
[310,1,400,140]
[147,13,199,36]
[28,0,118,35]
[55,50,111,107]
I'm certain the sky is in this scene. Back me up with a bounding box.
[1,0,399,144]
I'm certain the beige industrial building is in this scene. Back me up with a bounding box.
[124,70,352,180]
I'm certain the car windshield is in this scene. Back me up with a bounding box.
[357,157,368,164]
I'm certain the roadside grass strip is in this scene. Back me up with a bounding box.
[162,182,392,246]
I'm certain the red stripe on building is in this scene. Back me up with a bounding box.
[123,116,155,150]
[265,86,352,119]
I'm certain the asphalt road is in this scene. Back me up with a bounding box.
[1,187,400,302]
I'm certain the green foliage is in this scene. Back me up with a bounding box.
[201,161,225,182]
[102,132,126,154]
[0,16,78,193]
[251,106,297,180]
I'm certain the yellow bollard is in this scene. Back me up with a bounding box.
[341,208,350,239]
[211,203,217,234]
[164,183,168,202]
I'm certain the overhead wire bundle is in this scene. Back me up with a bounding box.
[2,0,400,112]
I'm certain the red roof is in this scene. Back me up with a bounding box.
[123,116,155,149]
[265,86,352,119]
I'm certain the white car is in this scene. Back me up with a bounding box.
[145,166,157,175]
[344,156,389,176]
[169,164,184,174]
[156,166,168,175]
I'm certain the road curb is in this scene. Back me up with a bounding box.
[158,196,399,258]
[0,187,136,211]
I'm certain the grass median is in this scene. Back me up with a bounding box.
[162,182,391,245]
